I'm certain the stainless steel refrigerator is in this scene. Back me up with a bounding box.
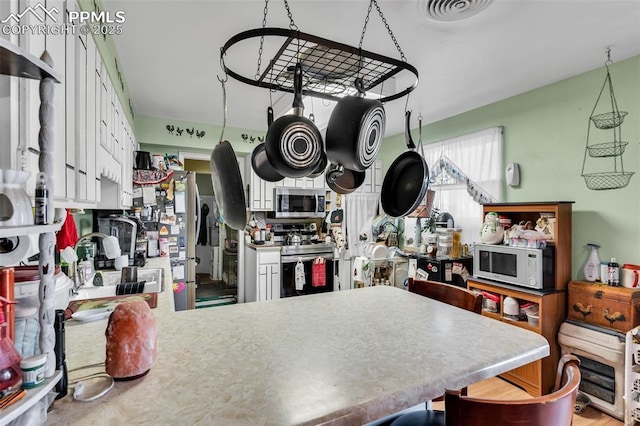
[143,170,198,311]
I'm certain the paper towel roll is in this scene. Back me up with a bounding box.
[0,235,31,265]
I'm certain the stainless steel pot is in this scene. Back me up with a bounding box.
[325,78,385,172]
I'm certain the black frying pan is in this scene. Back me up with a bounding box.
[251,107,284,182]
[210,78,247,231]
[265,63,323,178]
[380,111,430,217]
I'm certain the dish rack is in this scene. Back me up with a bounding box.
[581,50,634,190]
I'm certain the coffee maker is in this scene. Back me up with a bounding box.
[98,216,138,266]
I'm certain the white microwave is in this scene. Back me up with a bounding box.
[274,188,326,218]
[473,243,555,290]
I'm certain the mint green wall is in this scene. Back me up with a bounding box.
[135,114,262,158]
[379,55,640,279]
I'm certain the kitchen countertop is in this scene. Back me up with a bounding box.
[46,271,549,425]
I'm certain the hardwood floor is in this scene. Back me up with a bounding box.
[430,377,623,426]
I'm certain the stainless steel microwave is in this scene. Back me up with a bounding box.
[274,188,325,218]
[473,243,555,290]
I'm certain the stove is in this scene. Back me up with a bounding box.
[280,241,335,257]
[270,221,334,257]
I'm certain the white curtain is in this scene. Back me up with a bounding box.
[345,193,380,256]
[422,126,503,244]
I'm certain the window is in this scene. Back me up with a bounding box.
[422,126,503,244]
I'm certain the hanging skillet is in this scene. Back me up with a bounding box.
[251,107,284,182]
[325,78,385,172]
[210,77,248,231]
[325,163,366,195]
[264,62,323,178]
[380,111,430,217]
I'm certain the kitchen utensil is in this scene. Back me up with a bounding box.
[210,77,248,231]
[380,111,430,217]
[325,163,366,194]
[264,63,323,178]
[325,78,385,172]
[251,107,284,182]
[0,169,33,228]
[134,151,152,170]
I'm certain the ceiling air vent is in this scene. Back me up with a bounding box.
[418,0,494,22]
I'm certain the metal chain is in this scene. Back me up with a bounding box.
[359,0,406,62]
[358,0,373,50]
[255,0,270,80]
[282,0,298,30]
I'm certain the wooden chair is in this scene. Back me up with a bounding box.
[390,354,581,426]
[409,278,483,402]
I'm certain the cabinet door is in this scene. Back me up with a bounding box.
[372,160,383,194]
[269,263,281,300]
[64,5,76,199]
[85,35,97,203]
[17,0,45,195]
[75,33,87,201]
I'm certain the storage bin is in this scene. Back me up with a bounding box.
[526,312,539,326]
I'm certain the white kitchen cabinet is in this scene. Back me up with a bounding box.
[356,159,383,194]
[245,247,281,302]
[245,161,275,211]
[85,33,97,203]
[274,174,327,190]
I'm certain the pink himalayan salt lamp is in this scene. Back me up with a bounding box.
[105,300,157,380]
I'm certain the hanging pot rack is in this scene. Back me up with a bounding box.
[221,27,418,103]
[220,0,418,103]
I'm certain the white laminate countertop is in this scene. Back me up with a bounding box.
[46,266,549,426]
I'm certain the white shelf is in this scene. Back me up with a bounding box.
[0,37,61,82]
[0,223,62,239]
[0,370,62,426]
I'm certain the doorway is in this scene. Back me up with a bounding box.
[179,151,243,307]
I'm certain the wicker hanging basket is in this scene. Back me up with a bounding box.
[580,51,634,191]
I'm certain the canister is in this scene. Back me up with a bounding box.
[20,354,46,388]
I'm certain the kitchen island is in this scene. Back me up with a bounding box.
[46,267,549,425]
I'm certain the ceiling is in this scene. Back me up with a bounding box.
[103,0,640,138]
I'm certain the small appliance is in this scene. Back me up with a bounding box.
[274,188,325,218]
[98,216,138,265]
[473,243,555,290]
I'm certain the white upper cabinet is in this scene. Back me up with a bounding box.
[0,0,136,208]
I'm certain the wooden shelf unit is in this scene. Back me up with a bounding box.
[471,201,573,396]
[481,201,573,290]
[469,278,566,396]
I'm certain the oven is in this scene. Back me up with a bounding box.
[558,320,625,420]
[281,251,334,298]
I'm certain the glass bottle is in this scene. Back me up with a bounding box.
[0,297,22,397]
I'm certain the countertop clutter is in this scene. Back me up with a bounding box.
[45,262,548,425]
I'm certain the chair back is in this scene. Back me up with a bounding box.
[443,354,581,426]
[408,278,482,314]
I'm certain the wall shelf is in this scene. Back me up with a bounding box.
[0,37,60,82]
[0,223,62,239]
[0,370,62,426]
